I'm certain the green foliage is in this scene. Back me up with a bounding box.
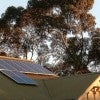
[0,0,99,75]
[89,28,100,64]
[64,37,90,71]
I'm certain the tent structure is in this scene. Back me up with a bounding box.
[0,56,100,100]
[45,73,100,100]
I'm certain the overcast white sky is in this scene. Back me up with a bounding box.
[0,0,100,27]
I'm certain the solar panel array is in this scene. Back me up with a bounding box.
[1,70,37,85]
[0,58,53,85]
[0,59,53,74]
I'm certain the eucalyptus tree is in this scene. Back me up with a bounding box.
[0,0,96,74]
[0,6,24,57]
[89,28,100,70]
[24,0,95,72]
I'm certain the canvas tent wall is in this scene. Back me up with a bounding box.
[0,72,100,100]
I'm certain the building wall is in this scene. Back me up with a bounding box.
[79,92,100,100]
[79,76,100,100]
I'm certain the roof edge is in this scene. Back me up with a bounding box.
[0,56,33,62]
[23,72,58,78]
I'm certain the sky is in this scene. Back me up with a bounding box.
[0,0,28,16]
[90,0,100,27]
[0,0,100,27]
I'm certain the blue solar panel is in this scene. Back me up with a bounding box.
[0,58,55,85]
[0,60,16,71]
[0,70,37,85]
[0,59,53,74]
[26,63,53,74]
[16,61,53,74]
[4,60,27,72]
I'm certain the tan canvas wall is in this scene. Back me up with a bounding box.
[79,92,100,100]
[79,76,100,100]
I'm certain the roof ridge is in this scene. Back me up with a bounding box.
[57,73,100,79]
[76,72,100,76]
[0,56,33,63]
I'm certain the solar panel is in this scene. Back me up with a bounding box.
[5,60,27,72]
[26,63,53,74]
[15,60,53,74]
[0,70,37,85]
[15,61,38,73]
[0,59,16,71]
[0,57,55,85]
[0,59,53,75]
